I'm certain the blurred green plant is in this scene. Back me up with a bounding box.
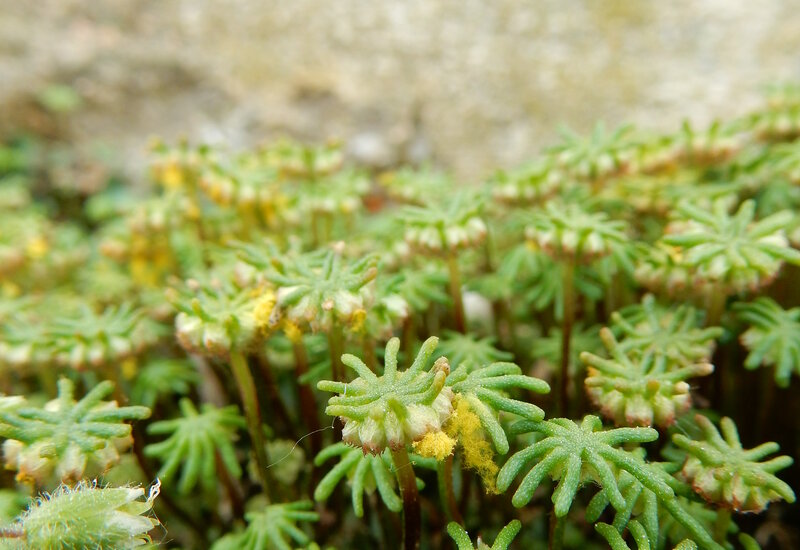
[0,379,149,488]
[313,442,405,517]
[145,399,244,494]
[733,297,800,387]
[210,500,319,550]
[662,199,800,295]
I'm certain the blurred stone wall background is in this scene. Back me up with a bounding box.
[1,0,799,181]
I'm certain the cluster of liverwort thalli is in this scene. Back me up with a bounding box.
[1,84,800,549]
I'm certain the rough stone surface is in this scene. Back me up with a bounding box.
[1,1,799,180]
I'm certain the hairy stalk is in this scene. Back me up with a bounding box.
[391,446,421,550]
[549,512,566,550]
[229,350,272,499]
[290,343,322,454]
[560,258,576,417]
[447,253,466,334]
[437,454,463,524]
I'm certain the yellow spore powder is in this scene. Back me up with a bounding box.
[412,431,456,461]
[445,397,499,494]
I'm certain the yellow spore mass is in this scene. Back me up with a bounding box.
[252,289,277,332]
[412,431,456,461]
[445,397,499,494]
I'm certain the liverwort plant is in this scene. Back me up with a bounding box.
[0,379,149,488]
[211,500,319,550]
[292,168,371,242]
[318,337,453,454]
[266,247,378,381]
[6,85,800,549]
[48,304,161,372]
[549,123,636,185]
[595,520,698,550]
[144,398,245,495]
[733,297,800,387]
[262,138,343,179]
[313,443,405,517]
[525,200,629,414]
[673,120,742,167]
[580,328,713,428]
[748,82,800,141]
[497,415,722,550]
[170,275,275,494]
[318,336,452,549]
[497,415,658,516]
[435,331,513,371]
[488,158,560,205]
[661,199,800,322]
[379,166,455,205]
[445,362,549,455]
[610,294,722,372]
[634,243,697,300]
[171,276,272,359]
[401,191,488,333]
[584,456,750,550]
[672,414,795,513]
